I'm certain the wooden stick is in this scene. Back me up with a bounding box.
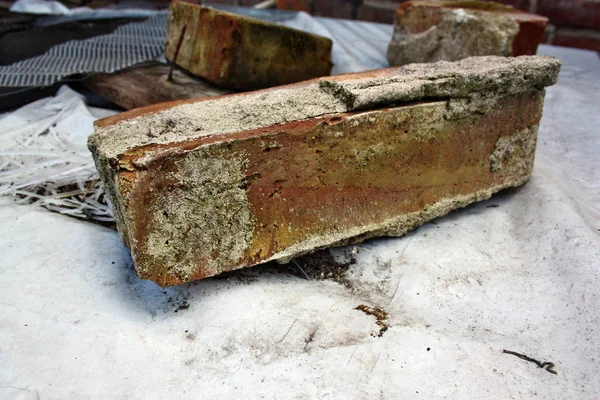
[167,25,187,83]
[253,0,276,9]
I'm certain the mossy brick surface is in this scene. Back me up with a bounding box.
[165,1,333,90]
[387,0,548,67]
[89,56,560,286]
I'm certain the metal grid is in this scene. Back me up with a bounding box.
[0,13,168,88]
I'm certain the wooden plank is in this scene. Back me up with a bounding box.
[84,62,233,110]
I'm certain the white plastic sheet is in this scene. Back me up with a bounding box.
[0,87,115,220]
[10,0,91,15]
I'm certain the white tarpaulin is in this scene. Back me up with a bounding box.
[0,12,598,400]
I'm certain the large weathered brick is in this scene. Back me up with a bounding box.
[387,1,548,66]
[165,1,333,90]
[89,56,560,286]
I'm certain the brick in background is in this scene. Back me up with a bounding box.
[358,1,405,24]
[200,0,237,4]
[238,0,266,5]
[552,27,600,52]
[312,0,361,19]
[277,0,312,12]
[538,0,600,30]
[278,0,362,19]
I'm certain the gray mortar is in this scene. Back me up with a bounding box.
[89,56,560,161]
[387,8,519,66]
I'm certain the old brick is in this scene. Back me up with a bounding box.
[311,0,360,20]
[387,0,548,66]
[165,1,333,90]
[89,56,560,286]
[551,27,600,53]
[358,4,397,24]
[277,0,312,13]
[537,0,600,30]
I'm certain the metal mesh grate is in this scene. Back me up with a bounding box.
[0,13,168,88]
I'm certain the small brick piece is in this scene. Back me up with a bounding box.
[89,56,560,286]
[165,1,333,90]
[387,1,548,66]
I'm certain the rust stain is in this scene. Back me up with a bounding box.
[355,304,389,337]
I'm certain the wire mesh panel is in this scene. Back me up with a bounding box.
[0,13,168,88]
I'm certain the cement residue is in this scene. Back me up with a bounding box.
[90,85,347,160]
[89,56,560,162]
[141,149,253,281]
[489,126,538,174]
[387,7,519,66]
[91,153,132,247]
[336,57,559,111]
[445,91,504,120]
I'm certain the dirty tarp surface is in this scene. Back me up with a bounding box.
[0,12,599,400]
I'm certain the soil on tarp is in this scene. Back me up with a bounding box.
[287,250,356,287]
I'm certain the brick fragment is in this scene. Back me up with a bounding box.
[89,56,560,286]
[165,1,333,90]
[387,1,548,66]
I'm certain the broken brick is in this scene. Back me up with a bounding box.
[89,56,560,286]
[165,1,333,90]
[387,1,548,66]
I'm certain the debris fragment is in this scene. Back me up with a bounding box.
[502,349,558,375]
[388,0,548,66]
[355,305,389,337]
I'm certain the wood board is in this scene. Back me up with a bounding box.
[84,62,234,110]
